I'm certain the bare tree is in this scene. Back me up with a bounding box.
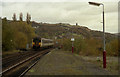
[76,23,78,26]
[12,13,17,21]
[19,12,23,21]
[26,13,31,24]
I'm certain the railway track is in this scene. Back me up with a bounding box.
[2,51,38,70]
[0,48,52,76]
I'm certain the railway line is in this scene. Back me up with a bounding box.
[0,48,53,76]
[2,51,37,70]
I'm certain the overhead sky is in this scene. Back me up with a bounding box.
[0,0,119,33]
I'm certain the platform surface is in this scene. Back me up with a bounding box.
[26,49,114,75]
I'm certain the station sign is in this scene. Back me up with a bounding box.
[71,38,75,41]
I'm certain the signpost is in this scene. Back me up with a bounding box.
[71,38,75,53]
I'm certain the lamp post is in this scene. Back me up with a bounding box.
[89,2,106,68]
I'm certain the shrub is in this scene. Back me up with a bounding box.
[61,36,86,54]
[61,37,103,56]
[106,39,118,56]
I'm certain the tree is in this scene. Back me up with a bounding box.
[76,23,78,26]
[19,12,23,21]
[26,13,31,24]
[9,21,36,49]
[2,18,15,51]
[12,13,17,21]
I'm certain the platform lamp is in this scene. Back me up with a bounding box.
[88,2,106,68]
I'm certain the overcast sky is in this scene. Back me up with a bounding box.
[0,0,119,33]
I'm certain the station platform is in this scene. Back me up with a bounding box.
[25,49,113,75]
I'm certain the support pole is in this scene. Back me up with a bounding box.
[103,5,106,68]
[72,41,74,53]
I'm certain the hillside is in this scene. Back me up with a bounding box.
[2,19,118,56]
[31,21,117,42]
